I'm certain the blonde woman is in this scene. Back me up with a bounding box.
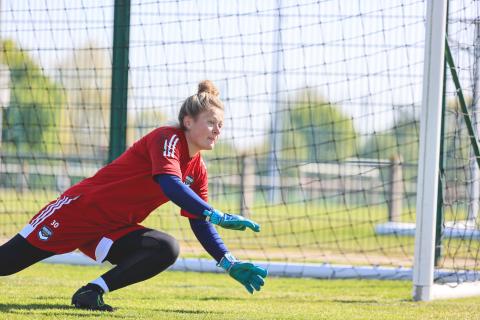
[0,80,267,311]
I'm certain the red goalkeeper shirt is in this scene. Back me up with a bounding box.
[63,126,208,223]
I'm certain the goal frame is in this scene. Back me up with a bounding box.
[412,0,480,301]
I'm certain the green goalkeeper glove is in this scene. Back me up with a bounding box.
[203,209,260,232]
[218,253,268,294]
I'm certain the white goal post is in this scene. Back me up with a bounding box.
[413,0,480,301]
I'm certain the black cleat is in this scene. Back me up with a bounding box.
[71,285,113,312]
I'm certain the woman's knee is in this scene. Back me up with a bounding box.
[143,231,180,266]
[157,234,180,266]
[167,236,180,264]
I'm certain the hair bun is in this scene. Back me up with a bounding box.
[198,80,219,97]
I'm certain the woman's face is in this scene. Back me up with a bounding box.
[184,107,224,157]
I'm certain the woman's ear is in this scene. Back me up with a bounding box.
[183,115,192,130]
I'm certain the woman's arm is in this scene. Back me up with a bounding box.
[155,174,267,293]
[155,174,228,262]
[155,174,260,232]
[154,174,212,217]
[189,218,228,262]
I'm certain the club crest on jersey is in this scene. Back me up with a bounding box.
[184,176,194,187]
[38,225,53,241]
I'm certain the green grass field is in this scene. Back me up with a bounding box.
[1,263,480,320]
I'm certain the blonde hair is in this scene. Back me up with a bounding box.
[178,80,224,130]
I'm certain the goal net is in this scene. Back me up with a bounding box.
[0,0,478,300]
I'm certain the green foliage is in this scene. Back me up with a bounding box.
[441,98,476,186]
[1,39,65,151]
[207,140,239,160]
[129,109,168,141]
[281,92,357,162]
[360,111,419,162]
[444,99,473,164]
[202,140,243,176]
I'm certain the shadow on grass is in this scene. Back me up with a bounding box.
[154,308,223,315]
[332,299,381,304]
[198,296,246,301]
[0,303,116,317]
[0,303,71,311]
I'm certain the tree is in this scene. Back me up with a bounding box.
[56,42,111,158]
[444,97,474,163]
[359,110,419,162]
[1,39,64,152]
[281,91,358,162]
[127,108,167,144]
[442,97,475,185]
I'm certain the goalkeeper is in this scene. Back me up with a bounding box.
[0,80,267,312]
